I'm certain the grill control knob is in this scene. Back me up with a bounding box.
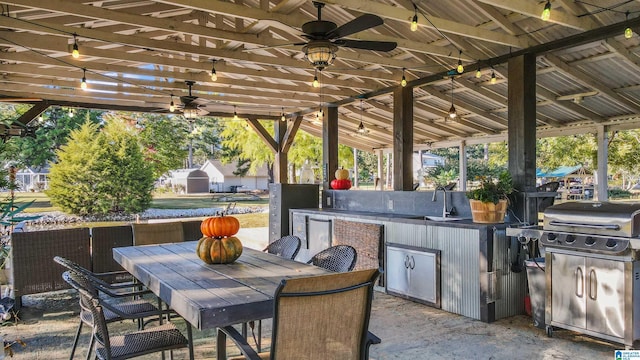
[606,239,618,249]
[547,233,557,241]
[565,235,576,244]
[585,236,596,246]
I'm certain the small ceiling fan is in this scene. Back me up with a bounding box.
[298,2,397,70]
[177,81,208,118]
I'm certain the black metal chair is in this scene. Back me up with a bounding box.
[218,268,381,360]
[307,245,357,272]
[263,235,302,260]
[536,181,560,213]
[56,257,162,360]
[63,271,193,360]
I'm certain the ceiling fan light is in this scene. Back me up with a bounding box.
[303,42,337,70]
[541,1,551,21]
[183,104,198,119]
[410,14,418,32]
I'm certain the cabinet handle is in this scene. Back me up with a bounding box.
[589,269,597,300]
[404,255,410,269]
[409,256,415,270]
[575,267,583,298]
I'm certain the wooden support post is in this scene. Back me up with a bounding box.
[376,149,383,191]
[459,141,467,191]
[596,125,609,201]
[323,106,338,189]
[274,117,288,184]
[392,86,413,191]
[508,54,537,224]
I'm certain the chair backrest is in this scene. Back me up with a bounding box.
[91,225,133,274]
[307,245,357,272]
[536,181,560,213]
[270,268,380,360]
[132,222,185,246]
[63,270,112,356]
[54,256,112,290]
[265,235,302,260]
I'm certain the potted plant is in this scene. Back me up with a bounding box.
[466,171,514,223]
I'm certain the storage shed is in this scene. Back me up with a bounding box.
[170,169,210,194]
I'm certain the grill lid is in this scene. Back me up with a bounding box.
[543,201,640,238]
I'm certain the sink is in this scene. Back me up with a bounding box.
[424,216,466,222]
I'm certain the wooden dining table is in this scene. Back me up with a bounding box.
[113,241,330,332]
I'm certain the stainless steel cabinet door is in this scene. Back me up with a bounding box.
[386,246,410,296]
[551,253,586,329]
[586,258,625,338]
[386,246,439,306]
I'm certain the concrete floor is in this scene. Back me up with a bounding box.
[1,228,622,359]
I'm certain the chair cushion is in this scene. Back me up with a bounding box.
[95,323,188,360]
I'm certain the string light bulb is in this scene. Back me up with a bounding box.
[401,68,407,87]
[448,78,457,119]
[356,99,369,135]
[475,68,482,79]
[625,11,633,39]
[80,68,87,90]
[169,95,175,112]
[541,1,551,21]
[211,60,218,81]
[490,70,497,84]
[410,4,418,32]
[281,107,286,122]
[68,108,74,117]
[233,106,238,121]
[456,51,464,73]
[72,34,80,59]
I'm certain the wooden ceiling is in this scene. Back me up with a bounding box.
[2,0,640,152]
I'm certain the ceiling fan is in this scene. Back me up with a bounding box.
[299,2,396,70]
[177,81,208,118]
[250,2,397,70]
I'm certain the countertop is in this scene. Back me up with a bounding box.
[290,208,512,229]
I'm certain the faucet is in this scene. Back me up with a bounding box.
[432,187,455,218]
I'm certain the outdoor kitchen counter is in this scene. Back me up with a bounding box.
[290,208,526,323]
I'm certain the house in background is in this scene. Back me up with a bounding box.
[168,169,210,194]
[200,159,269,193]
[14,166,50,191]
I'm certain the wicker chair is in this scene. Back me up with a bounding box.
[56,257,161,360]
[263,235,302,260]
[307,245,357,272]
[131,222,185,246]
[63,271,193,360]
[218,268,381,360]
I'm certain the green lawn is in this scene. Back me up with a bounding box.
[7,192,270,227]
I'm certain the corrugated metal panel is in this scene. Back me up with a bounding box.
[426,226,481,320]
[492,229,527,320]
[385,222,426,247]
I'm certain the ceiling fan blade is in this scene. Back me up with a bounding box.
[327,14,383,39]
[243,42,307,52]
[338,39,397,52]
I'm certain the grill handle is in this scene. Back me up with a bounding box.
[548,221,620,231]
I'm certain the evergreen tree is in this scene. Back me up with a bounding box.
[46,122,106,215]
[47,117,154,216]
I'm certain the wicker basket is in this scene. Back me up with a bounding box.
[469,199,508,223]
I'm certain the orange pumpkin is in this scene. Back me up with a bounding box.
[196,236,243,264]
[200,215,240,238]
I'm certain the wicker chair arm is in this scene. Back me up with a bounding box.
[218,326,262,360]
[99,300,171,320]
[94,283,153,298]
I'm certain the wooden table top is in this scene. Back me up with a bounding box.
[113,241,329,330]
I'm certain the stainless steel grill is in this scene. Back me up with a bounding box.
[533,201,640,349]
